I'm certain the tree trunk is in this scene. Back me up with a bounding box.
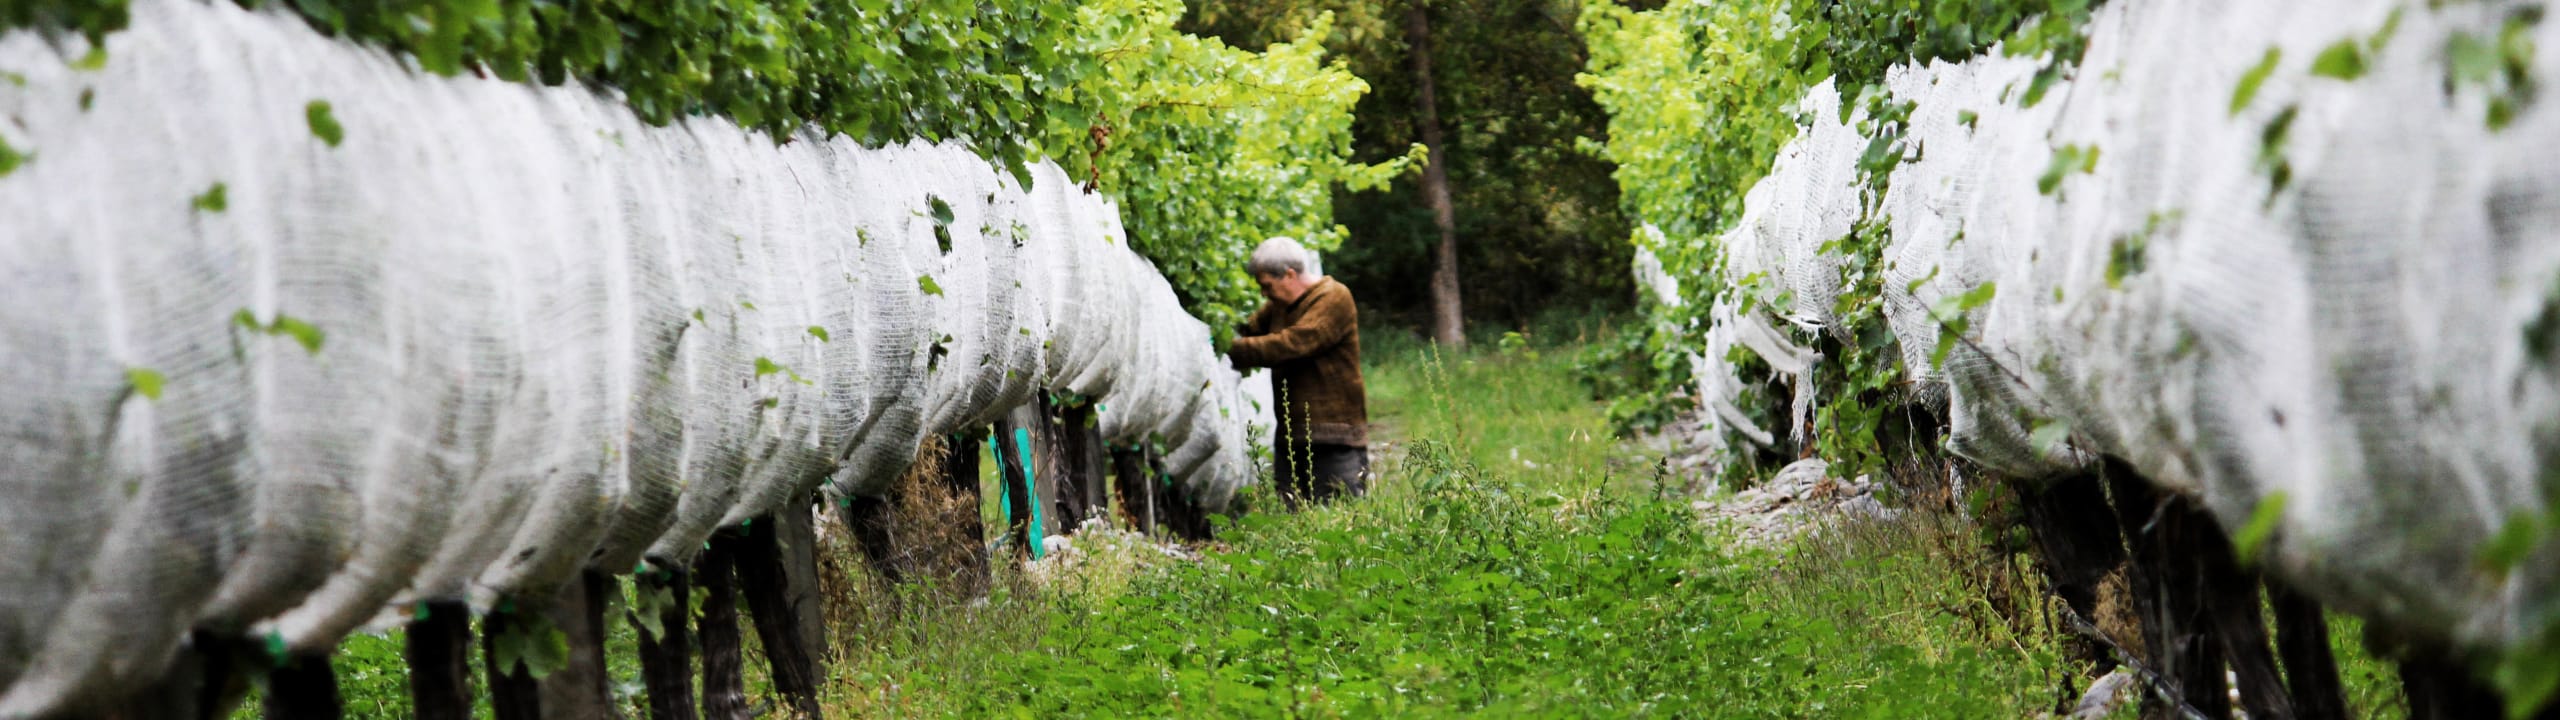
[2268,579,2350,720]
[1112,446,1157,535]
[263,651,343,720]
[2019,476,2126,682]
[1060,402,1111,523]
[538,569,618,720]
[481,609,543,720]
[942,430,991,593]
[1139,447,1213,541]
[736,514,825,720]
[2190,513,2290,720]
[842,493,902,584]
[636,568,699,720]
[2104,467,2230,720]
[696,534,751,720]
[994,418,1041,559]
[407,602,476,720]
[1406,0,1465,348]
[775,499,830,662]
[120,630,229,720]
[1033,397,1096,533]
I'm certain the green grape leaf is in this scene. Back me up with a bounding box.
[2311,39,2367,80]
[918,274,943,296]
[927,195,955,226]
[192,182,227,213]
[807,326,830,342]
[630,583,672,642]
[2028,418,2071,456]
[0,137,27,178]
[233,309,324,354]
[2231,47,2282,116]
[2494,629,2560,720]
[2449,33,2500,86]
[127,367,165,401]
[272,316,325,354]
[2231,491,2289,565]
[2479,512,2546,580]
[306,100,344,147]
[2106,234,2147,288]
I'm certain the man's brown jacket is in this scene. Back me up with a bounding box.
[1229,277,1367,447]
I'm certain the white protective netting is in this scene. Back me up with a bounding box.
[1689,0,2560,663]
[0,1,1255,715]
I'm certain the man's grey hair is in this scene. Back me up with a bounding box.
[1247,236,1316,277]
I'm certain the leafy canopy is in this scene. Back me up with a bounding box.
[3,0,1404,329]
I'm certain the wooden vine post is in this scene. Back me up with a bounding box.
[537,569,618,719]
[2266,580,2350,720]
[635,565,698,720]
[119,630,248,719]
[2187,503,2291,720]
[1031,396,1108,533]
[840,490,903,585]
[696,530,750,720]
[1109,445,1211,540]
[2102,469,2230,719]
[735,510,825,719]
[2022,458,2360,720]
[263,650,343,720]
[944,429,991,588]
[1152,449,1212,540]
[994,417,1041,557]
[1110,446,1158,535]
[407,601,475,720]
[479,607,542,720]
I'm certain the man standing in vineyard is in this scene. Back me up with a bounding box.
[1228,237,1370,508]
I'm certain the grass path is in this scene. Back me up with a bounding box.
[826,332,2069,717]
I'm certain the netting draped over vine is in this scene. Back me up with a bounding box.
[1683,0,2560,663]
[0,1,1252,715]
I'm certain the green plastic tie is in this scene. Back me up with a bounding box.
[263,631,288,665]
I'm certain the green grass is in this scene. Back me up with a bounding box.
[828,327,2061,717]
[1365,319,1653,488]
[919,456,2050,717]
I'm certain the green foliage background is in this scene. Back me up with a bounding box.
[1184,0,1638,332]
[1572,0,2094,454]
[0,0,1406,334]
[1049,0,1416,332]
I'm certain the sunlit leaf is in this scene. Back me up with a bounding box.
[2310,39,2366,80]
[2231,47,2282,116]
[192,182,227,213]
[306,100,345,147]
[127,367,165,401]
[2231,492,2289,565]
